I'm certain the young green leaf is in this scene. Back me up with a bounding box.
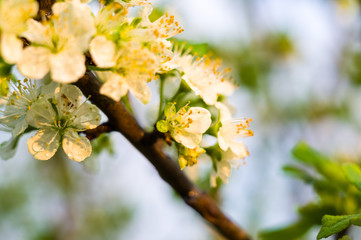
[317,214,361,239]
[282,165,315,183]
[292,142,347,186]
[343,164,361,191]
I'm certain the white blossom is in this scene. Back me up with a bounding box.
[0,0,38,64]
[18,1,95,83]
[162,46,235,105]
[215,102,252,159]
[157,103,211,149]
[210,149,243,187]
[26,85,101,161]
[0,79,54,137]
[0,79,57,160]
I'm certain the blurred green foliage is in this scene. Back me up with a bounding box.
[0,154,133,240]
[223,32,294,90]
[343,48,361,86]
[172,38,210,56]
[91,133,114,155]
[0,182,27,216]
[259,142,361,240]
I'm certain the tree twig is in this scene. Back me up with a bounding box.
[75,72,251,240]
[83,122,113,141]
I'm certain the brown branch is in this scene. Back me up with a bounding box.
[83,122,113,141]
[75,72,251,240]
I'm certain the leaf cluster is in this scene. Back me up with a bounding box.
[259,142,361,240]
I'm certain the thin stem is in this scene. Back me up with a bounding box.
[157,75,165,121]
[86,65,114,72]
[121,94,134,115]
[83,122,112,141]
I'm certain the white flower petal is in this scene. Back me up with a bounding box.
[21,19,52,46]
[215,102,232,122]
[99,73,129,101]
[12,118,28,137]
[1,34,23,64]
[39,81,59,98]
[72,102,101,130]
[216,159,231,183]
[50,49,85,83]
[229,141,248,159]
[52,2,95,51]
[127,77,151,104]
[217,119,252,157]
[27,128,60,160]
[26,98,56,128]
[0,136,20,160]
[183,107,211,134]
[210,170,217,187]
[62,128,91,162]
[173,130,201,149]
[55,84,83,111]
[90,36,116,68]
[18,47,50,79]
[217,132,228,152]
[0,0,38,34]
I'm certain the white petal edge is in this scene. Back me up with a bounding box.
[99,73,129,101]
[90,36,116,68]
[1,34,23,64]
[50,49,85,83]
[183,107,211,134]
[27,128,60,160]
[173,130,201,149]
[18,46,51,79]
[62,128,91,162]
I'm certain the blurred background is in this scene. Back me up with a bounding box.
[1,0,361,239]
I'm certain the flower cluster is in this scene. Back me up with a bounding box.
[0,0,253,186]
[18,1,95,82]
[90,2,183,103]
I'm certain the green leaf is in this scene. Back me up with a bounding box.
[292,142,347,185]
[343,164,361,191]
[282,165,315,183]
[317,214,361,239]
[259,203,336,240]
[259,220,313,240]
